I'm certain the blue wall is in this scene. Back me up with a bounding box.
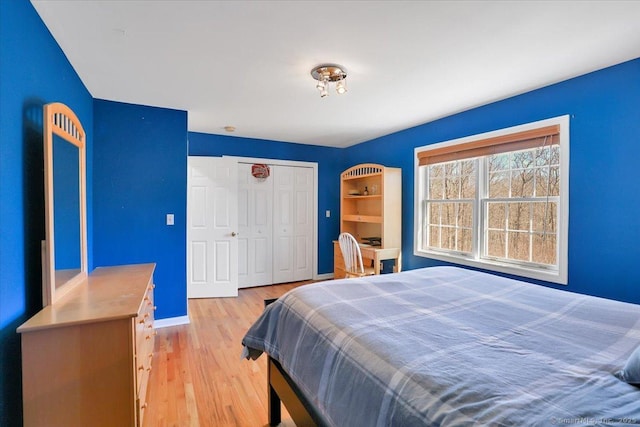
[93,100,188,320]
[2,1,640,425]
[189,133,345,275]
[345,58,640,304]
[0,0,93,424]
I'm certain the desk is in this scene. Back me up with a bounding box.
[333,241,401,279]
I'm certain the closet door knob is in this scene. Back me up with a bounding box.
[231,231,237,237]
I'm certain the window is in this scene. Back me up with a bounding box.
[414,116,569,284]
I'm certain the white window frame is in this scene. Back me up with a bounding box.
[414,115,569,284]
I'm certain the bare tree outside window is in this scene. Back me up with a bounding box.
[485,145,559,266]
[425,145,559,268]
[426,160,476,254]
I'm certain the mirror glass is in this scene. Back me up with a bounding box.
[52,133,81,287]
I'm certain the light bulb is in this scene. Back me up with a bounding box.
[316,79,326,91]
[336,79,347,94]
[320,86,329,98]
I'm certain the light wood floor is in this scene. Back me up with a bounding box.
[143,281,314,427]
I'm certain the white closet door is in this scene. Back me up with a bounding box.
[237,163,273,288]
[187,156,238,298]
[273,166,295,284]
[273,165,314,284]
[294,167,314,281]
[237,167,250,286]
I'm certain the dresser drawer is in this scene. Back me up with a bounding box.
[136,306,155,359]
[135,281,155,427]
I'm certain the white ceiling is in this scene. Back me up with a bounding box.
[31,1,640,148]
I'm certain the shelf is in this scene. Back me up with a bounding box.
[343,214,382,223]
[338,164,402,279]
[344,194,382,199]
[342,172,382,181]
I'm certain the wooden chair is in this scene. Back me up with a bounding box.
[338,232,376,278]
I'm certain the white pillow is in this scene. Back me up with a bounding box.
[617,346,640,385]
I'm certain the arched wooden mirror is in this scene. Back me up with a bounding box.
[42,102,88,306]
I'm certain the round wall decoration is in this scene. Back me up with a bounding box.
[251,163,270,179]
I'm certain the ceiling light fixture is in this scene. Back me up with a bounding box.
[310,64,347,98]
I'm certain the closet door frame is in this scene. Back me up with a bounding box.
[225,156,319,281]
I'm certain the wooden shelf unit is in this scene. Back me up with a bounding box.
[17,263,156,427]
[336,163,402,278]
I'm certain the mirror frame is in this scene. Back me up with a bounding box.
[43,102,88,306]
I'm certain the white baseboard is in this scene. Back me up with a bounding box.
[315,273,334,281]
[154,315,190,329]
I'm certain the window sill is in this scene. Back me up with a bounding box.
[414,249,567,285]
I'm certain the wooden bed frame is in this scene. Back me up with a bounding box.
[268,356,327,427]
[264,298,326,427]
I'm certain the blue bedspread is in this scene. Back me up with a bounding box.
[242,267,640,426]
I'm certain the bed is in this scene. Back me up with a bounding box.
[242,266,640,426]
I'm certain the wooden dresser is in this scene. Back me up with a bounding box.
[17,263,156,427]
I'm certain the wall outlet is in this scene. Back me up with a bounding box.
[325,210,331,218]
[166,213,174,225]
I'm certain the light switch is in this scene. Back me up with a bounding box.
[325,210,331,218]
[166,213,174,225]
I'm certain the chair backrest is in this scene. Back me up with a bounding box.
[338,232,364,275]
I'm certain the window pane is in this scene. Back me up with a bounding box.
[508,231,530,262]
[425,159,477,256]
[489,153,509,172]
[442,203,456,226]
[510,169,534,197]
[550,145,560,165]
[444,162,458,176]
[511,151,534,169]
[548,166,560,196]
[487,230,505,258]
[532,202,557,233]
[535,146,550,167]
[487,202,506,230]
[535,169,549,196]
[460,159,475,174]
[532,234,556,265]
[429,226,440,248]
[429,202,441,226]
[489,172,510,198]
[441,227,455,250]
[457,228,472,253]
[429,178,444,199]
[461,174,475,198]
[430,164,444,178]
[508,202,530,231]
[444,176,460,199]
[458,203,473,228]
